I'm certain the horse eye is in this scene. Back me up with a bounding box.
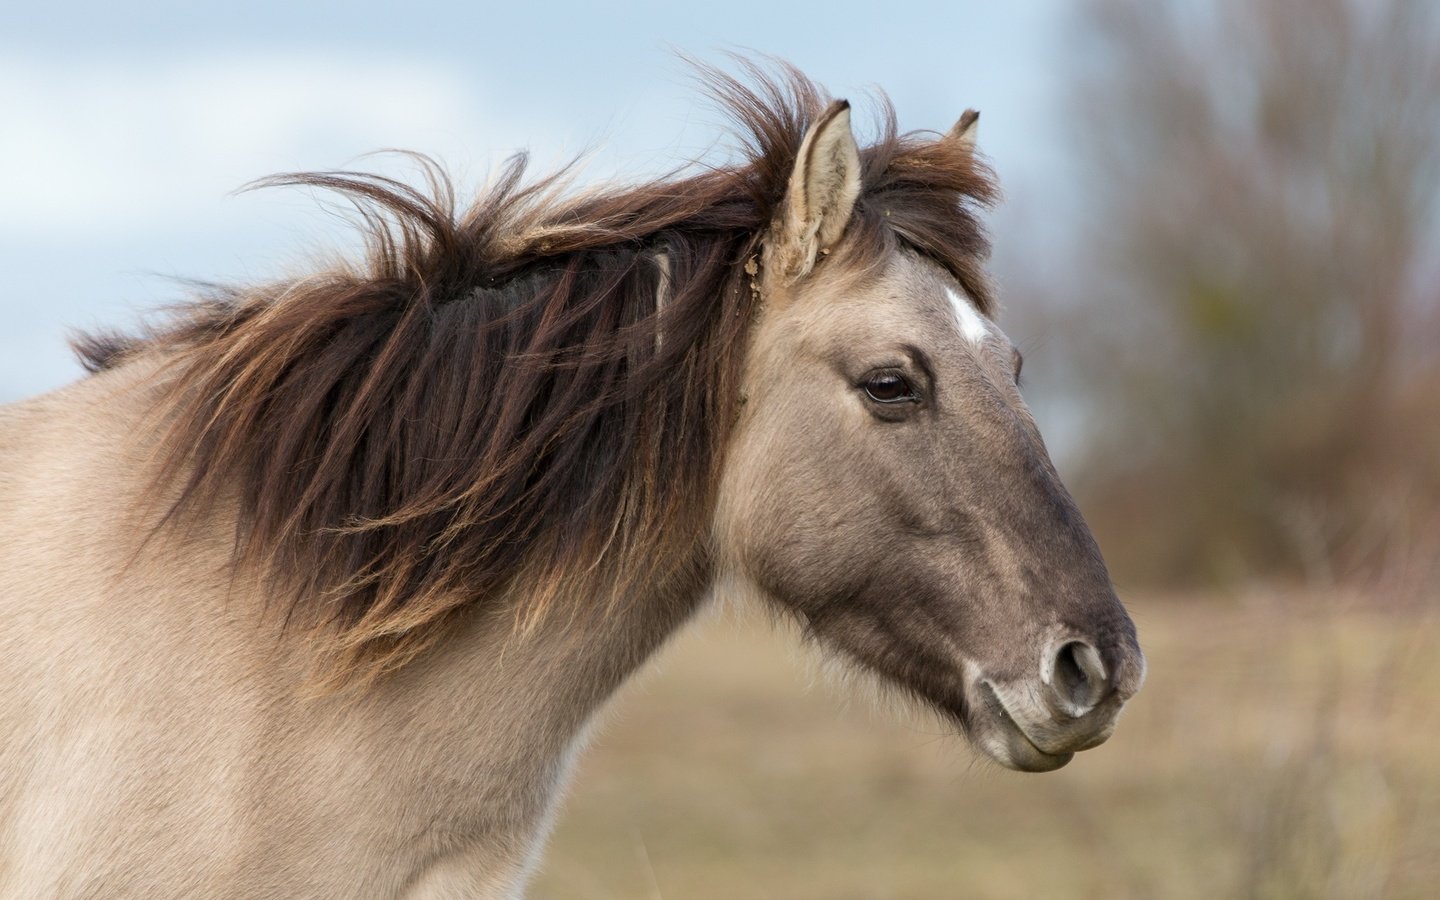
[863,372,916,404]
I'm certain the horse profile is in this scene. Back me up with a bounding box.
[0,65,1144,897]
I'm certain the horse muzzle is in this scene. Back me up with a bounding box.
[965,633,1146,772]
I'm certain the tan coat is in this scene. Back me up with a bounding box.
[1,361,696,897]
[0,67,1142,898]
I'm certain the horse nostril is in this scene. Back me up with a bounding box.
[1047,640,1109,717]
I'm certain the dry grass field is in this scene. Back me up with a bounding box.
[532,589,1440,899]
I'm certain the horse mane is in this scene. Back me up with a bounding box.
[74,61,998,687]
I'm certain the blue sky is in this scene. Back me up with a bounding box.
[2,1,1080,404]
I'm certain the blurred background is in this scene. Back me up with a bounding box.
[5,0,1438,896]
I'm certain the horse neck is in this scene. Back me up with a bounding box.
[346,554,714,831]
[419,569,711,741]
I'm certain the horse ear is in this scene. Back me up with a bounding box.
[772,99,862,281]
[947,109,980,152]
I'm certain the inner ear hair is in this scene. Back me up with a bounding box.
[776,99,862,281]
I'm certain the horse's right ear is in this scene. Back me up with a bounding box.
[770,99,862,282]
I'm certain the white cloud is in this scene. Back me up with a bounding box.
[0,53,537,236]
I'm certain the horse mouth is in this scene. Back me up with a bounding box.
[967,681,1075,773]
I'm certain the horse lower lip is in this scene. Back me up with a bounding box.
[976,681,1075,771]
[997,725,1073,772]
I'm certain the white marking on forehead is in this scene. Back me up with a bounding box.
[945,287,992,346]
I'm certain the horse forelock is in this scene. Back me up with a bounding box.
[73,62,999,687]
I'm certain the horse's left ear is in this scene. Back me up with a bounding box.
[947,109,980,152]
[772,99,862,282]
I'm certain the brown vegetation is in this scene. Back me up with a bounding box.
[534,592,1440,899]
[1048,0,1440,590]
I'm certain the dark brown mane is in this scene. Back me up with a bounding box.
[75,63,998,686]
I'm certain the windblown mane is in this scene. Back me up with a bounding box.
[75,62,998,686]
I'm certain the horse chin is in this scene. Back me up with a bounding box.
[800,613,1077,773]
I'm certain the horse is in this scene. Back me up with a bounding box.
[0,65,1144,897]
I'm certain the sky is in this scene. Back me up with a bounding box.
[1,1,1081,406]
